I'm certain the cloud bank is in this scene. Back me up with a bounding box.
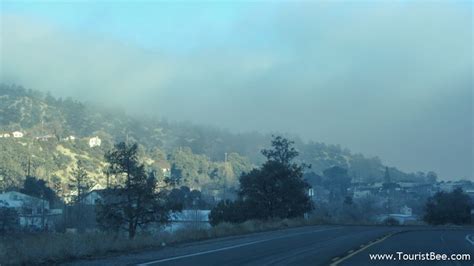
[0,1,472,179]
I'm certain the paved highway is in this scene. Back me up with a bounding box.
[66,226,474,266]
[338,229,474,266]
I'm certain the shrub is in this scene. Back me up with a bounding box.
[424,188,472,225]
[208,200,248,226]
[0,215,329,265]
[0,232,163,265]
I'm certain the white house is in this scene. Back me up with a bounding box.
[378,205,416,225]
[0,191,62,230]
[0,133,11,138]
[162,167,171,178]
[82,190,103,205]
[81,185,107,205]
[164,210,211,232]
[386,214,417,225]
[0,191,49,210]
[89,136,102,148]
[65,135,76,141]
[12,131,24,138]
[400,205,412,216]
[35,135,53,141]
[353,189,371,199]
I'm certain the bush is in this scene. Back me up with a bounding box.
[424,188,472,225]
[208,200,248,226]
[0,232,163,265]
[0,215,329,265]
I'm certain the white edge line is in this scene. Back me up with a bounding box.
[136,227,342,266]
[465,234,474,245]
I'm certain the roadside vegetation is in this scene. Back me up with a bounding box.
[423,188,472,225]
[0,216,330,265]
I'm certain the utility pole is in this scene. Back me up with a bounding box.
[26,140,32,177]
[223,152,229,201]
[106,170,110,189]
[27,157,31,177]
[41,193,45,231]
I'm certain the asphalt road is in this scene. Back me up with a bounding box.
[338,228,474,266]
[67,226,474,266]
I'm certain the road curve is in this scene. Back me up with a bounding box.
[337,228,474,266]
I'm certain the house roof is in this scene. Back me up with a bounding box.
[0,191,48,208]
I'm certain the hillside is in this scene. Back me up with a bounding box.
[0,84,432,196]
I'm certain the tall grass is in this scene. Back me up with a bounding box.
[1,232,157,265]
[0,216,330,265]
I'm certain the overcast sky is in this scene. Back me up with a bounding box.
[0,1,472,180]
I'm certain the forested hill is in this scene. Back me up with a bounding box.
[0,84,433,193]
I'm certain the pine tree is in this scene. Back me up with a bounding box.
[97,142,180,238]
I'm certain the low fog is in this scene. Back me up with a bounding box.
[0,1,472,180]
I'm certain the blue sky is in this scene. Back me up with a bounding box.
[0,1,472,179]
[1,1,270,53]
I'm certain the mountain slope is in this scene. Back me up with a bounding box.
[0,84,432,195]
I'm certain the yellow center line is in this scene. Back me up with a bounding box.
[330,233,395,266]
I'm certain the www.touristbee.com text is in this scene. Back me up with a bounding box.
[369,252,471,262]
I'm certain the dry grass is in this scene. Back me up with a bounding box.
[0,216,330,265]
[0,232,161,265]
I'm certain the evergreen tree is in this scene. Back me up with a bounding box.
[69,160,93,204]
[210,136,313,224]
[20,176,58,204]
[323,166,351,201]
[97,142,180,238]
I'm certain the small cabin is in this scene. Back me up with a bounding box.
[12,131,24,138]
[89,136,102,148]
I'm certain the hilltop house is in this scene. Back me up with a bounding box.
[82,188,124,206]
[0,191,62,230]
[64,135,76,141]
[35,134,54,141]
[0,132,23,138]
[162,167,171,178]
[82,190,103,206]
[12,131,24,138]
[353,189,372,199]
[89,136,102,148]
[82,185,108,206]
[436,180,474,193]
